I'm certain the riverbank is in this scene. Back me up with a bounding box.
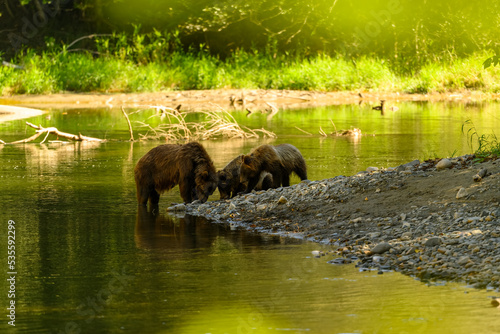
[186,156,500,290]
[2,89,499,112]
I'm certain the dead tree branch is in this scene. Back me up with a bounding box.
[10,122,104,144]
[121,106,134,141]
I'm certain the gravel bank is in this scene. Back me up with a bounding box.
[185,156,500,290]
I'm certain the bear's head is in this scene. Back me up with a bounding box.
[195,170,218,203]
[239,154,259,184]
[217,170,233,199]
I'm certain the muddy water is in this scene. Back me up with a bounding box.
[1,101,500,333]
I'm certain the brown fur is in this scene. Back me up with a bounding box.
[239,144,307,193]
[134,142,217,205]
[218,155,274,199]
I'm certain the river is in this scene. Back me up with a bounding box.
[1,101,499,333]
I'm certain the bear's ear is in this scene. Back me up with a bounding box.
[201,170,209,180]
[243,155,252,166]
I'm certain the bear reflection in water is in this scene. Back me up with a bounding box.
[134,207,293,252]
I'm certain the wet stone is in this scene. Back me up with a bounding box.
[371,242,392,254]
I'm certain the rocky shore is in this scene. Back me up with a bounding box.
[185,156,500,290]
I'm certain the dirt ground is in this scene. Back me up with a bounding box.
[2,89,498,112]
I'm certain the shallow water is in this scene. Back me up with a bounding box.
[1,101,500,333]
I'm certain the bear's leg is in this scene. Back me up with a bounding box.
[270,172,282,188]
[244,177,259,193]
[148,189,160,206]
[136,183,152,206]
[281,173,290,187]
[233,182,247,197]
[295,161,308,180]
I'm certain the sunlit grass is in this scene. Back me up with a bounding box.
[462,119,500,162]
[2,42,500,95]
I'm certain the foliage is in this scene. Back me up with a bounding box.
[462,120,500,162]
[483,54,500,69]
[2,36,500,95]
[2,0,500,65]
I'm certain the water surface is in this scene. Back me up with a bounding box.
[1,101,500,333]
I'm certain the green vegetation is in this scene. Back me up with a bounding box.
[463,120,500,162]
[2,1,500,95]
[2,34,500,95]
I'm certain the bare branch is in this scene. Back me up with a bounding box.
[10,122,103,144]
[121,106,134,141]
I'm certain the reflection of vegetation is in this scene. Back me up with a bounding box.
[133,106,276,141]
[462,120,500,162]
[210,236,238,256]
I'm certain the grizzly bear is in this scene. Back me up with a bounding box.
[239,144,307,193]
[134,142,218,205]
[218,155,274,199]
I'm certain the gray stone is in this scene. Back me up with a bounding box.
[278,196,288,204]
[366,166,379,172]
[402,231,412,238]
[457,256,471,265]
[424,237,442,247]
[167,203,186,212]
[371,242,392,254]
[396,160,420,172]
[436,158,453,170]
[456,187,468,199]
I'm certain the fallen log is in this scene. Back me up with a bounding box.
[10,122,103,144]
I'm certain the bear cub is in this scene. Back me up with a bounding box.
[239,143,307,193]
[218,155,273,199]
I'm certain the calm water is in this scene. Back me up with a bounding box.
[1,101,500,333]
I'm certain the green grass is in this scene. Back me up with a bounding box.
[2,36,500,95]
[462,120,500,162]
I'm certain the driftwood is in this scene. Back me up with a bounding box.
[121,107,134,141]
[10,122,103,144]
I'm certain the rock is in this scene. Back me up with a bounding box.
[396,160,420,172]
[278,196,288,204]
[492,298,500,308]
[328,258,352,265]
[457,256,471,265]
[167,203,186,212]
[424,237,442,247]
[456,187,468,199]
[436,158,453,170]
[472,169,488,182]
[402,231,412,238]
[366,167,379,172]
[311,250,322,258]
[371,242,392,254]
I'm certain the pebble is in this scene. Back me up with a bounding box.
[456,187,468,199]
[436,158,453,170]
[185,155,500,290]
[166,203,186,212]
[424,237,442,247]
[371,242,392,254]
[278,196,288,204]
